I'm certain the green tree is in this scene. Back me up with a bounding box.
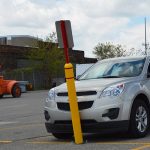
[28,32,65,88]
[93,42,126,59]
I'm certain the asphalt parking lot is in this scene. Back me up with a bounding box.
[1,90,150,150]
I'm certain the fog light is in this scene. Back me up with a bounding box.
[44,111,50,121]
[102,108,119,120]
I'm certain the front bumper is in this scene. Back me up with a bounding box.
[45,96,124,123]
[45,120,129,133]
[45,91,131,134]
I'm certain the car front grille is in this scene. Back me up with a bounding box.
[57,101,94,111]
[57,91,97,96]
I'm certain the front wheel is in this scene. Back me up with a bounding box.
[52,133,73,139]
[129,99,150,138]
[12,84,21,98]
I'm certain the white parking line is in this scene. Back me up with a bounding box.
[0,121,18,125]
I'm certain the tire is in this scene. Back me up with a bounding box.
[52,133,73,139]
[12,84,21,98]
[129,99,150,138]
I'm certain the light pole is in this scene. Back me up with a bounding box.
[145,17,147,55]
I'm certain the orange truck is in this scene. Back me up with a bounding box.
[0,76,21,98]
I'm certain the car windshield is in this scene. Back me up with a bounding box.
[79,58,146,80]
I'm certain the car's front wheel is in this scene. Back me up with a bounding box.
[129,99,150,138]
[12,84,21,98]
[52,133,73,139]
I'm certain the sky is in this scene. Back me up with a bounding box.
[0,0,150,57]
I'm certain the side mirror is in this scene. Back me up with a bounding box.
[76,75,81,80]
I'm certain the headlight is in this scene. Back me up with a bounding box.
[101,84,124,97]
[48,88,55,100]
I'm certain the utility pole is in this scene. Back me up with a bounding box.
[143,17,149,55]
[145,17,147,55]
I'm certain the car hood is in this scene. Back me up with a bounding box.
[54,77,137,93]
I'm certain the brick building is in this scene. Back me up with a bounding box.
[0,35,97,88]
[0,45,97,70]
[0,35,97,70]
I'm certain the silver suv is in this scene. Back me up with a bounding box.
[44,56,150,139]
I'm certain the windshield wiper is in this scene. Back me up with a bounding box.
[101,75,121,78]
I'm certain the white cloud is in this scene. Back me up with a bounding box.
[0,0,150,57]
[116,23,150,50]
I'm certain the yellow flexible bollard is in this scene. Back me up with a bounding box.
[55,20,83,144]
[65,63,83,144]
